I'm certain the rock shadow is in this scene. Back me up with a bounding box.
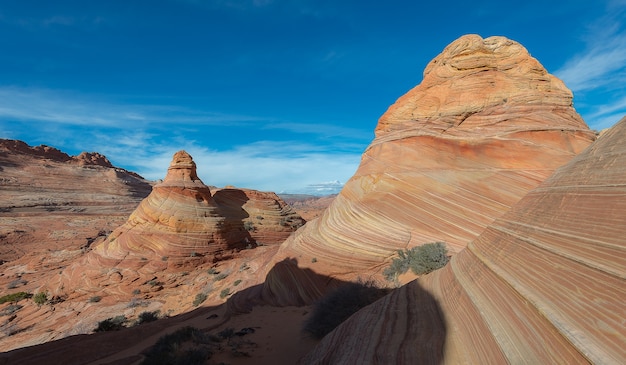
[213,188,256,250]
[228,257,448,364]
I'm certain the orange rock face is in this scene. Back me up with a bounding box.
[304,116,626,364]
[262,35,596,305]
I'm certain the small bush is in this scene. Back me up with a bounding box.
[33,292,48,306]
[243,221,255,231]
[95,315,127,332]
[193,293,207,307]
[213,272,229,281]
[0,292,32,304]
[303,281,390,339]
[219,288,231,299]
[88,296,102,303]
[132,289,141,295]
[137,310,160,325]
[383,242,449,281]
[207,268,218,275]
[233,280,242,287]
[141,326,213,365]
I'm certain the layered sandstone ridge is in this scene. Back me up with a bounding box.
[0,139,151,261]
[262,35,596,305]
[303,117,626,364]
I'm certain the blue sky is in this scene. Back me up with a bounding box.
[1,0,625,194]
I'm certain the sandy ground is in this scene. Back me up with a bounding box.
[88,304,318,365]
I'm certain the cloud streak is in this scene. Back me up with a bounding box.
[555,3,626,129]
[0,87,365,194]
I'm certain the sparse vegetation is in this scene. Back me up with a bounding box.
[94,315,127,332]
[238,263,250,272]
[193,293,207,307]
[303,280,390,339]
[88,295,102,303]
[383,242,450,281]
[219,288,231,299]
[233,279,242,286]
[140,326,215,365]
[136,310,160,325]
[207,267,218,275]
[311,257,318,263]
[213,270,230,281]
[243,221,255,231]
[33,292,48,306]
[0,292,32,304]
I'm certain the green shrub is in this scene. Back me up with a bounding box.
[233,280,242,287]
[213,272,229,281]
[0,292,32,304]
[137,310,160,325]
[33,292,48,306]
[383,242,449,281]
[193,293,207,307]
[141,326,213,365]
[219,288,231,299]
[94,315,127,332]
[88,296,102,303]
[243,221,255,231]
[303,281,390,339]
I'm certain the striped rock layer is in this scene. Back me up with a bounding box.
[60,151,303,293]
[303,116,626,364]
[262,34,595,305]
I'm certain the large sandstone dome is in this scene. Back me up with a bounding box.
[303,116,626,364]
[262,34,596,305]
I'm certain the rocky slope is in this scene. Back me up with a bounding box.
[303,116,626,364]
[0,149,303,352]
[262,34,596,305]
[0,139,152,262]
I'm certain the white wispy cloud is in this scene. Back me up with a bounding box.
[0,87,364,194]
[555,2,626,129]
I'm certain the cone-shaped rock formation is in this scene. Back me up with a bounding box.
[91,150,241,264]
[302,116,626,364]
[262,34,596,305]
[59,151,303,295]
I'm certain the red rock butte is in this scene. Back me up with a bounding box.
[58,150,304,295]
[261,34,596,305]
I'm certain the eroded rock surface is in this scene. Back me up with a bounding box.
[304,116,626,364]
[0,139,152,262]
[262,34,596,305]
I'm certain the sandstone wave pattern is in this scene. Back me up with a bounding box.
[263,34,596,305]
[303,117,626,364]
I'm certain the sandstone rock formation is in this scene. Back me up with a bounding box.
[262,34,596,305]
[59,150,303,292]
[303,116,626,364]
[0,139,151,262]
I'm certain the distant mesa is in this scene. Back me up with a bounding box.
[261,34,597,305]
